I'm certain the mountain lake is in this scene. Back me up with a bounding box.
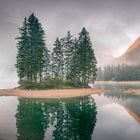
[0,82,140,140]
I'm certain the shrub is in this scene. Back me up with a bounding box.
[19,78,90,90]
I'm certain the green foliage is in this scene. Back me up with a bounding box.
[16,18,29,80]
[70,27,97,84]
[63,31,74,81]
[16,13,49,82]
[19,79,89,90]
[19,80,34,89]
[16,14,97,89]
[50,28,97,87]
[51,38,64,80]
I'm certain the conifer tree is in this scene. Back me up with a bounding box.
[51,38,64,80]
[44,48,51,78]
[69,38,80,82]
[16,18,30,81]
[27,13,46,82]
[63,31,74,81]
[70,27,97,85]
[79,27,97,84]
[16,16,97,88]
[16,13,47,82]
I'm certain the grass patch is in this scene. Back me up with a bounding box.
[19,79,90,90]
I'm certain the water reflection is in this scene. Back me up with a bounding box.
[16,99,49,140]
[15,97,97,140]
[104,92,140,124]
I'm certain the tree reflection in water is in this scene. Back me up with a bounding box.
[16,96,97,140]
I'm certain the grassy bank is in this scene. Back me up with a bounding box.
[19,79,90,90]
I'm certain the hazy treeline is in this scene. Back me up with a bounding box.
[16,13,97,87]
[97,64,140,81]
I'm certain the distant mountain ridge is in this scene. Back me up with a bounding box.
[119,37,140,65]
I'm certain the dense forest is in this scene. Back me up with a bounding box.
[16,13,97,89]
[97,64,140,81]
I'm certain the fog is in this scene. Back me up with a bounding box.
[0,0,140,88]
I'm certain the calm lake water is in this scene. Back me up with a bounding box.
[1,82,140,140]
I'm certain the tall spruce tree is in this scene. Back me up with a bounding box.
[63,31,74,81]
[70,27,97,85]
[51,38,64,80]
[16,13,47,82]
[69,38,80,82]
[44,47,51,78]
[27,13,46,82]
[16,18,30,81]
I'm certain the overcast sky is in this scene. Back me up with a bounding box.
[0,0,140,87]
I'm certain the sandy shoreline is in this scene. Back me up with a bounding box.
[0,83,140,99]
[0,88,103,99]
[124,89,140,95]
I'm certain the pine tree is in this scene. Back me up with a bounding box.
[69,38,80,83]
[44,47,51,78]
[63,31,74,81]
[27,13,46,82]
[16,16,97,88]
[16,18,30,81]
[51,38,64,80]
[16,13,47,83]
[71,27,97,85]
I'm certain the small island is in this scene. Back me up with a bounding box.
[6,13,101,98]
[0,88,103,99]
